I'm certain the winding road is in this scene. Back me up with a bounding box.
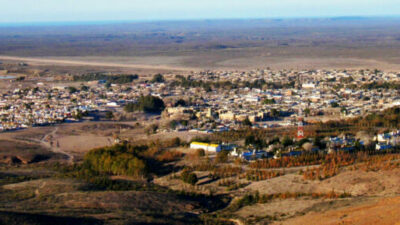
[39,127,74,163]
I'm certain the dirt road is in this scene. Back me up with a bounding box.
[0,55,195,72]
[40,127,74,163]
[229,218,245,225]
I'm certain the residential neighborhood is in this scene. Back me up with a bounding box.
[1,68,400,134]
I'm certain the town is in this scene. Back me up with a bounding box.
[2,10,400,224]
[2,68,400,131]
[1,66,400,157]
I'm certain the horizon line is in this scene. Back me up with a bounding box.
[1,15,400,28]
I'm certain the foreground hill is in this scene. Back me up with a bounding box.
[0,177,224,225]
[275,196,400,225]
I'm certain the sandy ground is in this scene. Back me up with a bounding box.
[275,196,400,225]
[235,198,325,220]
[232,169,400,224]
[148,131,208,143]
[245,174,319,195]
[0,120,204,162]
[316,169,400,196]
[0,122,131,161]
[0,55,195,72]
[244,169,400,197]
[2,54,400,73]
[56,135,112,154]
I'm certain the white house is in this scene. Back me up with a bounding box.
[190,142,221,152]
[302,83,316,89]
[106,102,119,107]
[245,95,260,102]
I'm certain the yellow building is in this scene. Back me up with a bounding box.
[190,142,221,152]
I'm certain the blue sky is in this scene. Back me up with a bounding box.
[1,0,400,23]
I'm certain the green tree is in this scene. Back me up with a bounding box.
[24,102,33,110]
[263,98,276,104]
[270,109,280,118]
[151,74,165,83]
[297,138,310,147]
[169,120,178,129]
[181,170,198,185]
[83,144,147,178]
[67,86,78,94]
[282,136,294,147]
[242,118,252,127]
[304,108,311,117]
[81,85,89,91]
[124,95,165,113]
[330,102,339,108]
[313,136,326,150]
[104,82,111,89]
[174,99,187,107]
[74,110,83,120]
[341,107,348,115]
[105,111,113,119]
[146,124,158,135]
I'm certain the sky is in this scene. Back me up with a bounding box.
[1,0,400,24]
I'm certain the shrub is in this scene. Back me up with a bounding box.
[181,170,198,185]
[210,166,242,178]
[196,149,206,157]
[215,151,229,163]
[151,74,165,83]
[282,136,294,147]
[244,170,284,181]
[105,111,113,119]
[156,150,183,162]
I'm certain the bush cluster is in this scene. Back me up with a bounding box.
[124,95,165,113]
[83,144,148,178]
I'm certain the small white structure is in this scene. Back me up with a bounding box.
[190,142,221,152]
[106,102,119,107]
[245,95,260,102]
[302,83,316,89]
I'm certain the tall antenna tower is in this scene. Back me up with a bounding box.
[297,108,305,140]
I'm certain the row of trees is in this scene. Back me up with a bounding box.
[73,73,138,84]
[316,107,400,133]
[361,81,400,90]
[171,75,296,91]
[249,153,325,169]
[171,75,231,92]
[124,95,165,113]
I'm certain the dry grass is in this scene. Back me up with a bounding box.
[275,196,400,225]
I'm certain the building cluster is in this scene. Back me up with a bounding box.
[189,129,400,161]
[2,68,400,133]
[0,83,131,130]
[162,68,400,132]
